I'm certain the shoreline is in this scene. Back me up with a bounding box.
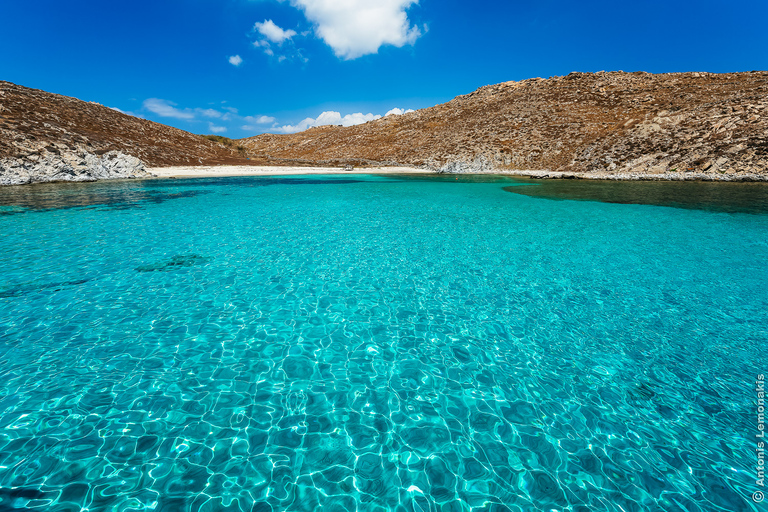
[147,165,433,178]
[147,165,768,182]
[493,169,768,182]
[4,165,765,186]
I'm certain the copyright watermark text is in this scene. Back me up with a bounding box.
[755,373,765,503]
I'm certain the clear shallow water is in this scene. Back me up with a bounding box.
[0,174,766,512]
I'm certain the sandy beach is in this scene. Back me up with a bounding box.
[146,165,768,182]
[148,165,433,178]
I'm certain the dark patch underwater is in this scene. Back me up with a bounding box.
[0,181,209,214]
[136,254,212,272]
[504,178,768,214]
[0,279,91,299]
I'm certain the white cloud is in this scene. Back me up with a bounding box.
[252,20,303,61]
[272,106,415,133]
[244,115,276,124]
[273,110,378,133]
[228,55,243,66]
[142,96,280,135]
[199,108,223,119]
[140,98,413,137]
[385,107,415,116]
[254,19,297,43]
[290,0,421,59]
[242,115,278,131]
[143,98,232,122]
[109,107,144,119]
[143,98,196,120]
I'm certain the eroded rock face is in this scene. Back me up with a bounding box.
[436,157,497,174]
[240,71,768,180]
[0,150,149,186]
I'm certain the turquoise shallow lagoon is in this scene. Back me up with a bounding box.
[0,174,766,511]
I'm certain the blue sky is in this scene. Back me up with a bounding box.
[1,0,766,138]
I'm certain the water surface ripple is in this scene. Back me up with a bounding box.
[0,175,766,511]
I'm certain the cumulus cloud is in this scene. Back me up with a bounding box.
[254,19,297,43]
[273,106,415,133]
[242,115,278,131]
[228,55,243,66]
[290,0,421,59]
[274,111,379,133]
[385,107,415,116]
[143,98,196,120]
[208,123,227,134]
[252,20,304,61]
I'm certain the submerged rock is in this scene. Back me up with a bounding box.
[0,278,90,298]
[136,254,211,272]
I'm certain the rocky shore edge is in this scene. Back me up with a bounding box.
[0,150,151,186]
[2,155,767,186]
[433,157,768,182]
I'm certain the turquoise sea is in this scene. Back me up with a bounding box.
[0,174,766,512]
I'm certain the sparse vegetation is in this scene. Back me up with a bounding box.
[202,134,233,145]
[202,135,249,157]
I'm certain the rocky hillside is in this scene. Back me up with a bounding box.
[0,81,255,185]
[4,72,767,185]
[241,71,768,180]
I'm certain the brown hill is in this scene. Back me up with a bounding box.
[241,71,768,180]
[0,80,256,184]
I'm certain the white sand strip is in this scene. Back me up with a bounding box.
[148,165,433,178]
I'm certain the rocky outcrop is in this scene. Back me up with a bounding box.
[240,71,768,180]
[0,150,149,186]
[434,157,498,174]
[0,81,258,185]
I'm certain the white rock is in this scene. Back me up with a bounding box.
[438,157,497,174]
[0,150,150,186]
